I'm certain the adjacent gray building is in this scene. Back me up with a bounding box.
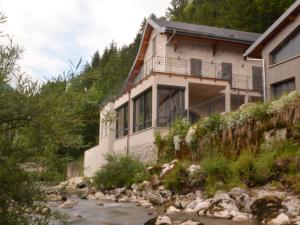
[245,0,300,100]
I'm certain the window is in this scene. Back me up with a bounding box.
[190,58,202,76]
[152,36,157,57]
[116,103,128,138]
[157,86,185,127]
[133,89,152,132]
[252,66,263,92]
[221,62,232,80]
[272,78,295,98]
[271,27,300,64]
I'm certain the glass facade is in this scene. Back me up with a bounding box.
[133,89,152,132]
[157,86,185,127]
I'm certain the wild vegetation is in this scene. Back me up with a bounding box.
[1,0,298,223]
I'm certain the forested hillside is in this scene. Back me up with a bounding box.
[166,0,295,33]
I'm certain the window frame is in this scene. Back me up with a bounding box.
[133,88,152,133]
[115,103,129,139]
[271,77,295,98]
[157,85,185,127]
[270,26,300,65]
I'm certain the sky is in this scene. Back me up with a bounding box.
[1,0,171,81]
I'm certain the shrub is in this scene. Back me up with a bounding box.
[93,154,146,189]
[163,161,189,193]
[234,150,256,186]
[252,150,276,184]
[201,154,242,196]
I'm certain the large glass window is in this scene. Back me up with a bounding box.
[272,78,295,98]
[133,89,152,132]
[157,86,185,127]
[271,28,300,64]
[116,103,128,138]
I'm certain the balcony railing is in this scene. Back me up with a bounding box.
[133,56,262,92]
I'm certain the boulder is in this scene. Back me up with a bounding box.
[231,211,251,222]
[229,187,247,199]
[95,191,105,199]
[59,200,77,209]
[283,197,300,216]
[46,193,62,202]
[166,206,181,214]
[187,165,201,176]
[148,193,164,205]
[207,209,232,219]
[251,196,283,220]
[76,180,87,189]
[180,220,204,225]
[194,200,210,211]
[76,187,89,199]
[144,217,157,225]
[155,216,172,225]
[267,213,290,225]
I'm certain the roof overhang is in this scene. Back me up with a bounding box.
[245,0,300,58]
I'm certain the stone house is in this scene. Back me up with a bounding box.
[84,18,263,177]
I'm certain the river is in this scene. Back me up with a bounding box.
[55,198,260,225]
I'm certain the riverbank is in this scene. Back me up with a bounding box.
[45,176,300,225]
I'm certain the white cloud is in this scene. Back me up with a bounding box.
[0,0,171,81]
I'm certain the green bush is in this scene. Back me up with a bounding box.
[201,154,242,196]
[234,150,256,185]
[163,161,189,193]
[93,154,146,189]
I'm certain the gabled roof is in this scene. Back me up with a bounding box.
[122,18,261,93]
[151,18,261,44]
[245,0,300,58]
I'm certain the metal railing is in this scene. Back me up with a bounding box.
[133,56,262,92]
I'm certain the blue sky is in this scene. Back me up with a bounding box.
[1,0,171,81]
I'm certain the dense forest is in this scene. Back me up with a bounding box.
[0,1,296,224]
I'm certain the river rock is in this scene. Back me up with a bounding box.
[229,187,247,199]
[59,200,77,208]
[46,193,62,202]
[166,206,181,214]
[76,180,87,189]
[148,193,164,205]
[207,209,232,219]
[188,165,201,176]
[76,187,89,199]
[282,196,300,216]
[95,191,105,199]
[180,219,204,225]
[194,200,210,211]
[267,213,290,225]
[231,211,251,222]
[155,216,172,225]
[251,196,283,220]
[144,217,157,225]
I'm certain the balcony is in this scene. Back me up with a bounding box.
[133,56,262,92]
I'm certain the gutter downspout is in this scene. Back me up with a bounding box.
[246,57,266,103]
[126,88,131,156]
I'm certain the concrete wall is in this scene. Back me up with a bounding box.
[262,13,300,99]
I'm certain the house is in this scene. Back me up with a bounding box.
[84,18,262,177]
[245,0,300,100]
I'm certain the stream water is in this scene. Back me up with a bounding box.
[55,198,261,225]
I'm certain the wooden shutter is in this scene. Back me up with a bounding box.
[252,67,263,92]
[221,63,232,80]
[190,58,202,76]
